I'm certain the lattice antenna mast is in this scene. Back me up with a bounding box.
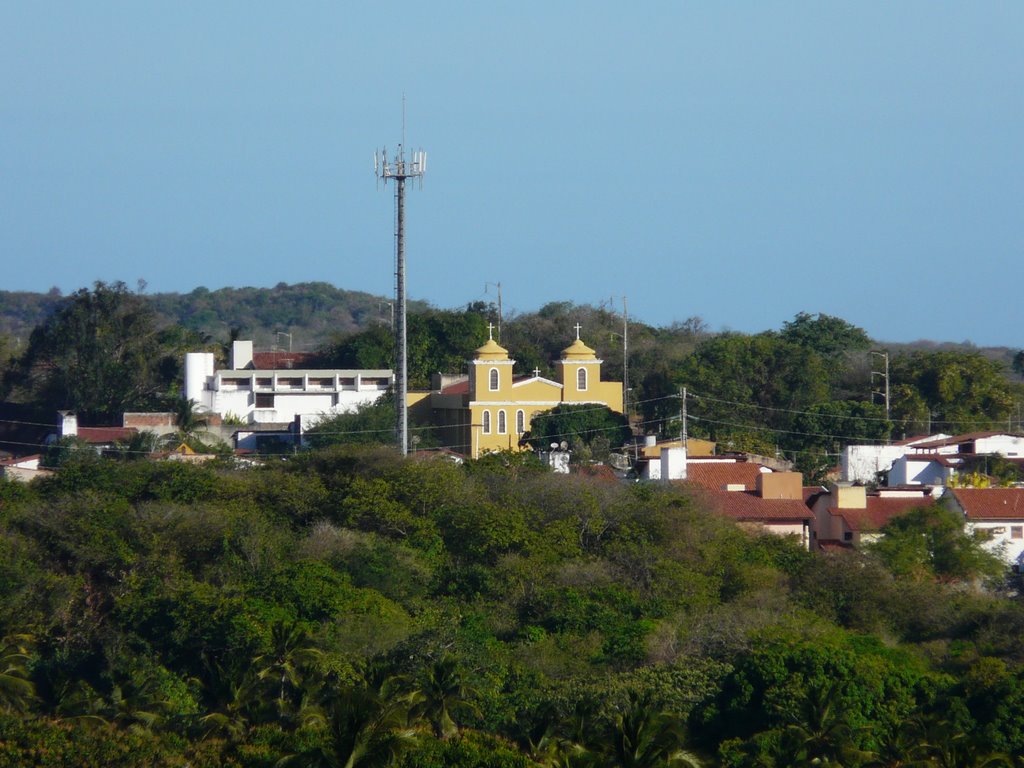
[375,119,426,456]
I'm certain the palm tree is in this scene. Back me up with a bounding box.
[173,397,210,439]
[859,717,931,768]
[591,692,701,768]
[413,657,478,740]
[776,681,856,766]
[0,632,38,714]
[277,676,419,768]
[253,621,324,724]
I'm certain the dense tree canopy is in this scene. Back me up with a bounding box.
[1,445,1023,764]
[4,282,203,422]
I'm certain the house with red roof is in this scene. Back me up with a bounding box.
[944,487,1024,568]
[688,471,814,549]
[807,484,938,549]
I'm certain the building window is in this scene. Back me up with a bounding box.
[489,368,499,391]
[482,410,491,434]
[516,409,525,434]
[577,367,587,391]
[1013,526,1023,540]
[255,393,275,408]
[498,410,507,434]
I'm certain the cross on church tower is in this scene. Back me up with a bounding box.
[574,322,582,340]
[533,367,541,378]
[487,322,495,341]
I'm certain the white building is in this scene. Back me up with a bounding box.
[842,432,1024,486]
[184,340,393,427]
[945,488,1024,568]
[840,435,950,484]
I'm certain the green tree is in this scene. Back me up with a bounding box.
[305,394,397,449]
[1011,350,1024,381]
[282,677,420,768]
[780,312,871,360]
[10,282,167,421]
[868,504,1005,583]
[0,633,38,714]
[413,658,479,741]
[526,404,630,460]
[890,351,1016,436]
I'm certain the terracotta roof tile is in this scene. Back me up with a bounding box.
[76,427,137,443]
[950,488,1024,520]
[250,351,317,369]
[692,488,813,522]
[832,496,933,531]
[683,462,769,491]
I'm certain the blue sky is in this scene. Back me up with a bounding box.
[2,3,1022,346]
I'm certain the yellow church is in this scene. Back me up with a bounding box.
[409,324,624,458]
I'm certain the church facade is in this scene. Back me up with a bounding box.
[410,327,623,458]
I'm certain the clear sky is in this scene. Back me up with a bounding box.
[2,3,1021,347]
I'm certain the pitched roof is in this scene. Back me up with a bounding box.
[832,496,934,531]
[683,462,769,491]
[692,488,813,522]
[439,380,470,395]
[949,488,1024,520]
[76,426,137,444]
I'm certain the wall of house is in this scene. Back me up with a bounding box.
[974,435,1024,457]
[841,445,914,484]
[966,521,1024,566]
[889,456,948,486]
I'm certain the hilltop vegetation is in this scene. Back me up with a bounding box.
[2,447,1024,766]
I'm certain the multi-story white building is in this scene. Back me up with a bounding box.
[184,340,392,427]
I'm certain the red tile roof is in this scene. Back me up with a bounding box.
[439,380,470,395]
[949,488,1024,520]
[832,495,934,531]
[683,462,769,491]
[250,351,317,369]
[571,463,620,483]
[76,427,137,444]
[692,488,813,522]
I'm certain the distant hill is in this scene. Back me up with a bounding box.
[0,282,430,352]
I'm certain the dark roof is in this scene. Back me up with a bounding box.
[949,488,1024,520]
[77,426,137,444]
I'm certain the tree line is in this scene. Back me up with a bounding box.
[2,445,1024,765]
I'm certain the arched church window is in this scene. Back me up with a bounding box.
[577,367,588,391]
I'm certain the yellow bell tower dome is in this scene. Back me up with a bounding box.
[555,323,621,410]
[469,324,515,400]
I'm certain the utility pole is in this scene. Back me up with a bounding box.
[375,106,426,456]
[680,386,688,448]
[870,350,890,421]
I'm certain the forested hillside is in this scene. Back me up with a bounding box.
[2,447,1024,766]
[0,283,430,352]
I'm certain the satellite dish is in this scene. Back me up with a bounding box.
[559,441,569,451]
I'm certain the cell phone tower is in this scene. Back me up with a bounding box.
[374,111,426,456]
